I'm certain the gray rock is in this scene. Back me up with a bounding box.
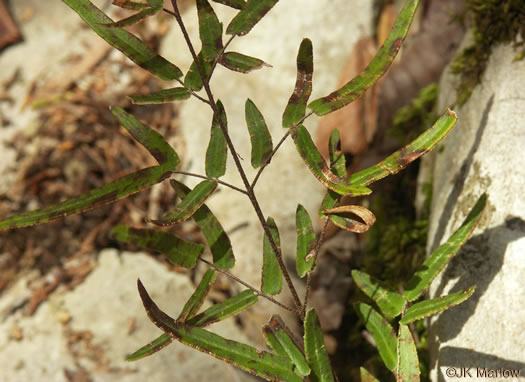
[0,250,254,381]
[427,42,525,381]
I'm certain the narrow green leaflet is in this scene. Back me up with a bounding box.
[0,108,178,230]
[400,286,475,325]
[205,100,228,178]
[111,225,204,268]
[126,333,173,361]
[319,190,339,218]
[188,289,258,327]
[101,5,161,28]
[245,99,273,168]
[308,0,420,116]
[351,270,405,319]
[127,269,217,361]
[179,269,217,322]
[0,167,171,230]
[181,0,223,90]
[170,180,235,269]
[404,194,486,302]
[396,324,420,382]
[192,0,222,86]
[219,52,269,73]
[127,287,256,362]
[353,303,397,372]
[197,0,223,63]
[296,204,316,278]
[147,180,218,226]
[62,0,182,80]
[349,110,457,188]
[263,315,311,377]
[129,87,191,104]
[262,217,283,295]
[190,0,222,88]
[291,125,372,196]
[110,107,179,167]
[328,129,346,177]
[283,38,313,127]
[328,129,340,162]
[112,0,150,11]
[319,129,346,217]
[211,0,246,9]
[304,309,335,382]
[328,154,346,182]
[323,205,376,233]
[263,325,288,358]
[184,52,212,91]
[360,367,381,382]
[137,280,302,382]
[226,0,278,36]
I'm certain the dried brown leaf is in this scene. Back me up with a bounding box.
[377,5,398,46]
[0,2,21,50]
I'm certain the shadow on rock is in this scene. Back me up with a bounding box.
[430,94,494,254]
[437,346,525,382]
[430,217,525,380]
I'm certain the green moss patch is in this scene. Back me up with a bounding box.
[452,0,525,105]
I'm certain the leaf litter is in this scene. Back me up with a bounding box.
[0,21,193,309]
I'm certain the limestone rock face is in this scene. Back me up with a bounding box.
[160,0,373,334]
[428,43,525,381]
